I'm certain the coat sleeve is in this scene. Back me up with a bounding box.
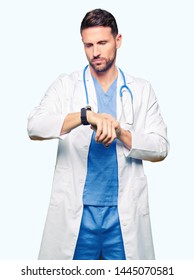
[27,74,73,140]
[123,80,169,162]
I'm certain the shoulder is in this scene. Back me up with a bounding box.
[122,71,156,101]
[48,70,82,92]
[53,69,82,84]
[122,71,153,92]
[124,72,151,88]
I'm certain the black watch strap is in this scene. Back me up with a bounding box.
[81,106,91,125]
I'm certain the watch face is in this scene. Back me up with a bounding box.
[85,105,92,111]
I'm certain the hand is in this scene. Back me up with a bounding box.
[87,111,121,146]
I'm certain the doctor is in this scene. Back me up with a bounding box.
[27,8,169,260]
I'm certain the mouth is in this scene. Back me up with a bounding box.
[92,58,105,64]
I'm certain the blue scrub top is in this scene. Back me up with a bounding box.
[83,76,119,206]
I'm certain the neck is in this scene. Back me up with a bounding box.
[90,65,118,92]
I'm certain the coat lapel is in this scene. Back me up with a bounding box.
[78,66,98,111]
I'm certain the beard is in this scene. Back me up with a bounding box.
[89,50,117,73]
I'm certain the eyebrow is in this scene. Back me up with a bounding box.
[83,39,108,45]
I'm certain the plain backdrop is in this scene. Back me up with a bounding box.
[0,0,193,259]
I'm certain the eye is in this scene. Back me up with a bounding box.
[84,43,93,48]
[99,41,107,45]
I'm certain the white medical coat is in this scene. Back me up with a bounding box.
[27,67,169,260]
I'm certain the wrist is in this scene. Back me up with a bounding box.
[117,128,132,149]
[116,127,122,138]
[80,106,92,125]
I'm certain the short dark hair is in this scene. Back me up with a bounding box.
[80,9,118,37]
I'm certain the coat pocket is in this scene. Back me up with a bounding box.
[132,175,150,216]
[50,166,72,206]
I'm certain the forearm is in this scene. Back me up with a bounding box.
[124,129,169,162]
[116,128,132,149]
[28,113,66,140]
[60,112,82,135]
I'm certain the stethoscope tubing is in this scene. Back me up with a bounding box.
[83,65,134,124]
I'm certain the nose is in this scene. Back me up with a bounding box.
[93,45,100,58]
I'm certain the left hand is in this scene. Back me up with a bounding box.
[88,112,121,146]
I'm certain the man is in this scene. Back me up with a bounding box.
[27,9,169,260]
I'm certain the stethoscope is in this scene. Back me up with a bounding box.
[83,65,134,125]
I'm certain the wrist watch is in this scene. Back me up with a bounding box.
[81,106,92,125]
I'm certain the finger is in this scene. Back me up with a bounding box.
[95,121,103,142]
[105,124,117,146]
[102,121,112,144]
[98,121,108,142]
[112,124,117,140]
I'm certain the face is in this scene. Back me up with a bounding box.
[81,26,122,73]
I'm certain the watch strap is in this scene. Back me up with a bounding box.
[81,107,91,125]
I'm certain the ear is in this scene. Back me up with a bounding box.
[116,34,122,49]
